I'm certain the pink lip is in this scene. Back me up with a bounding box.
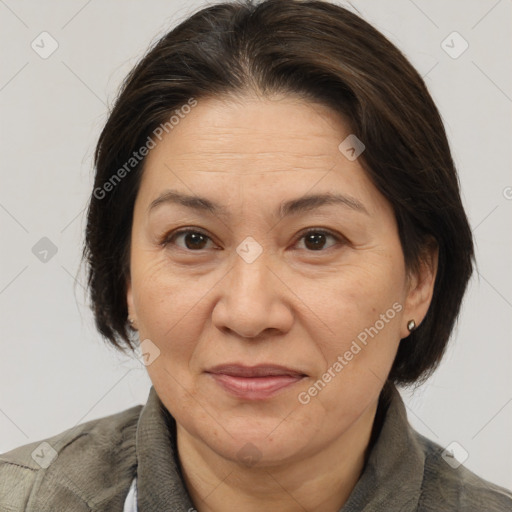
[206,364,307,400]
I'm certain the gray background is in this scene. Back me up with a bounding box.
[1,0,511,489]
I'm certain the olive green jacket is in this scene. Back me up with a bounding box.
[1,384,511,511]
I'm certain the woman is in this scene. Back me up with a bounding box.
[1,0,510,510]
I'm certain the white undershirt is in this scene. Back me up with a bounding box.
[123,477,138,512]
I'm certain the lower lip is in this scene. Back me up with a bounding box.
[208,373,305,400]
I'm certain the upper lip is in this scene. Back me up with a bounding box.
[206,364,306,378]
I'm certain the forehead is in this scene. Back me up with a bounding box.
[136,94,387,217]
[144,94,349,171]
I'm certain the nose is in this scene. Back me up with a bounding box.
[211,249,294,340]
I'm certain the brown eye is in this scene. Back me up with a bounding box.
[296,229,341,251]
[163,229,214,250]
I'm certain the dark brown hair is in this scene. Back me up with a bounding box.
[82,0,474,385]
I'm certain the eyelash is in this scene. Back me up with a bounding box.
[160,227,345,252]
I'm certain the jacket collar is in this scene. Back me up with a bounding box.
[135,386,195,511]
[134,383,425,511]
[339,383,425,511]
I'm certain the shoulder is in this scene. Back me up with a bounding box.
[414,431,512,511]
[0,404,143,511]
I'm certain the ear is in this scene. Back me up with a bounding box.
[126,275,136,324]
[400,239,439,339]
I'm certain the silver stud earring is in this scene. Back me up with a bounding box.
[407,319,416,332]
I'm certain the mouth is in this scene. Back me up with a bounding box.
[205,364,307,400]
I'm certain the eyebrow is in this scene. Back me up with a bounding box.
[147,189,369,218]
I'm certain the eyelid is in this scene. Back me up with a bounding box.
[160,227,216,248]
[161,226,347,252]
[292,228,345,251]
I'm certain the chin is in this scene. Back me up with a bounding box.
[210,431,308,468]
[184,408,316,466]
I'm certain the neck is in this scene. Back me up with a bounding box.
[176,399,379,512]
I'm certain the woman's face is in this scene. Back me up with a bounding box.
[127,93,435,466]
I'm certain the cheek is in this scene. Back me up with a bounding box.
[293,252,406,415]
[131,255,209,360]
[298,250,406,346]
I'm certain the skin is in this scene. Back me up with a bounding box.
[126,92,438,512]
